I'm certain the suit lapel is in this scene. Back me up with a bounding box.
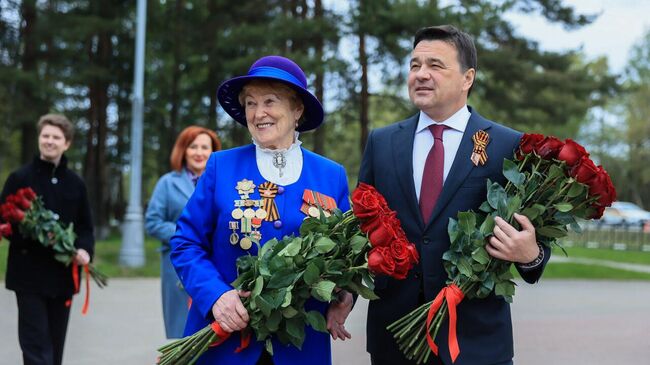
[426,110,492,227]
[171,170,194,200]
[391,114,424,230]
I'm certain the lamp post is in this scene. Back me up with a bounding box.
[120,0,147,267]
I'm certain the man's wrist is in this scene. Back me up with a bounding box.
[517,243,544,271]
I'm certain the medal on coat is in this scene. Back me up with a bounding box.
[229,221,240,245]
[471,130,490,166]
[301,189,337,218]
[258,182,280,222]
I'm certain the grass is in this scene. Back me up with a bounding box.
[555,246,650,265]
[0,235,161,281]
[541,262,650,280]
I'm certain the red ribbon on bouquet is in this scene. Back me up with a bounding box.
[71,262,91,315]
[426,283,465,363]
[209,322,251,353]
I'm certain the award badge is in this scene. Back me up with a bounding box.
[300,189,337,218]
[471,130,490,166]
[229,179,283,250]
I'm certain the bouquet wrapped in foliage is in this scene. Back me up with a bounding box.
[156,183,419,365]
[387,134,616,364]
[0,187,108,313]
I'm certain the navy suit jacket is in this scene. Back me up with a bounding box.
[359,109,550,365]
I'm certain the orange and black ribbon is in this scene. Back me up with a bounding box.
[471,130,490,166]
[426,283,465,363]
[258,182,280,222]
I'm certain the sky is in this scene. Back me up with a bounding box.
[505,0,650,73]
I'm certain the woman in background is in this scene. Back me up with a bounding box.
[145,125,221,338]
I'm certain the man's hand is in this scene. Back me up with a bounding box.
[73,248,90,266]
[486,213,539,263]
[211,289,251,333]
[326,290,353,340]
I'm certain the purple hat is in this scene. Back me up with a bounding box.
[217,55,324,132]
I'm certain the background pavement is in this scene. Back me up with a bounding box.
[1,279,649,365]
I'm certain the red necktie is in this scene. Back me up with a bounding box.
[419,124,448,223]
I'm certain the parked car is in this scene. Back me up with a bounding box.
[599,201,650,227]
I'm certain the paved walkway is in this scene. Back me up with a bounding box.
[1,279,649,364]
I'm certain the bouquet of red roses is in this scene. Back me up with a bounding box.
[387,134,616,364]
[156,183,418,365]
[0,187,108,313]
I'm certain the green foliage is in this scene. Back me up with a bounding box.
[230,210,376,350]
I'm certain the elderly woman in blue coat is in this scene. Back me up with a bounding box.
[170,55,354,365]
[145,125,221,338]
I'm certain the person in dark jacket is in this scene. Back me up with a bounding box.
[1,114,95,365]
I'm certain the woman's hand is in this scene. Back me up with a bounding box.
[211,289,251,333]
[73,248,90,266]
[326,290,353,340]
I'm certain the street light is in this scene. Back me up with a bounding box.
[120,0,147,267]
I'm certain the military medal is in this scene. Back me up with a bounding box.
[236,179,255,199]
[301,190,337,218]
[239,237,252,250]
[471,130,490,166]
[229,221,240,245]
[231,179,285,251]
[258,182,280,222]
[231,208,244,220]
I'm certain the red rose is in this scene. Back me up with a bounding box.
[406,242,419,263]
[368,247,395,276]
[360,215,382,234]
[17,187,37,202]
[0,202,25,223]
[534,136,564,159]
[557,139,589,167]
[588,166,617,207]
[352,183,389,221]
[0,223,12,238]
[518,134,545,156]
[367,213,400,248]
[569,156,599,184]
[9,194,31,210]
[390,241,415,280]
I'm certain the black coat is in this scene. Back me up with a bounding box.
[1,155,95,297]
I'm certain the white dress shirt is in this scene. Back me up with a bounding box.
[254,132,303,186]
[413,106,471,201]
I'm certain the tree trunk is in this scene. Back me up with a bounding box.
[18,0,39,163]
[358,28,369,154]
[84,18,113,238]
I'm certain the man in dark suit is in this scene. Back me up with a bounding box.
[359,25,550,365]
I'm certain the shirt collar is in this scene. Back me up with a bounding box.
[416,105,470,134]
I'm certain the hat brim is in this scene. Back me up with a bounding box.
[217,75,324,132]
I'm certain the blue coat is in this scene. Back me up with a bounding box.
[359,109,550,365]
[145,168,193,338]
[171,144,350,365]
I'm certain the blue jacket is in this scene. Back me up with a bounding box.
[171,144,350,365]
[359,109,550,365]
[145,168,194,338]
